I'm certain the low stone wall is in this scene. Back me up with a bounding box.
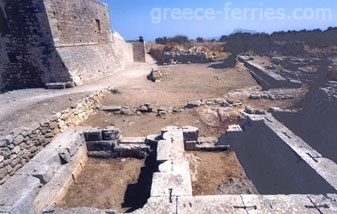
[238,56,302,89]
[150,49,213,65]
[0,88,113,185]
[273,82,337,164]
[221,114,337,194]
[2,125,337,214]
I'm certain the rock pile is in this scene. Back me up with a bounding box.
[147,68,163,83]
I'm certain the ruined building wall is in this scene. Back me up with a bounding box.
[0,0,134,91]
[132,42,146,62]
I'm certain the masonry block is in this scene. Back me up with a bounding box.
[86,140,116,151]
[102,127,121,141]
[182,126,199,142]
[84,129,102,142]
[184,141,197,151]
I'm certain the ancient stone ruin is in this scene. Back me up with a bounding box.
[1,0,337,214]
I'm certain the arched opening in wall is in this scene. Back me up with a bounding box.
[95,19,101,32]
[0,6,9,36]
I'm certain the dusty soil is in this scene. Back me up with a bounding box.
[186,151,258,196]
[0,60,155,135]
[100,63,258,107]
[80,62,260,137]
[0,92,88,136]
[58,157,145,213]
[81,107,242,137]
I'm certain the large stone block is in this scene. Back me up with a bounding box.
[182,126,199,142]
[83,129,102,142]
[86,140,115,151]
[151,171,192,197]
[0,175,40,214]
[102,127,120,141]
[120,137,146,145]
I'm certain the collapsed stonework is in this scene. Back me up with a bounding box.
[0,0,146,92]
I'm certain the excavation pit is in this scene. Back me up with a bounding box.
[185,151,258,196]
[57,156,156,213]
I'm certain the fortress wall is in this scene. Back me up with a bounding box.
[0,0,57,91]
[44,0,133,85]
[44,0,111,46]
[0,0,134,91]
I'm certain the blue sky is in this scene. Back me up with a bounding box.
[101,0,337,41]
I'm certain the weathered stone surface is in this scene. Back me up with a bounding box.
[185,100,202,109]
[131,197,177,214]
[101,106,122,112]
[0,175,40,214]
[86,141,115,151]
[184,141,197,151]
[182,126,199,142]
[42,207,116,214]
[87,151,116,159]
[84,129,103,141]
[137,104,153,113]
[0,167,7,180]
[120,137,146,145]
[17,162,54,185]
[178,195,246,214]
[45,82,67,89]
[102,127,120,140]
[114,144,150,159]
[59,150,71,164]
[151,171,192,197]
[13,135,24,146]
[0,135,13,147]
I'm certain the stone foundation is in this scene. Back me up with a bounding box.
[238,56,302,89]
[0,88,113,185]
[2,121,337,213]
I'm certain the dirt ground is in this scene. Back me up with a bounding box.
[80,62,260,137]
[0,60,155,135]
[185,151,258,196]
[81,108,242,137]
[58,157,145,213]
[100,63,258,107]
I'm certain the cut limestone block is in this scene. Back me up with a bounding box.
[182,126,199,142]
[0,175,40,214]
[102,126,121,141]
[184,141,197,151]
[120,137,146,145]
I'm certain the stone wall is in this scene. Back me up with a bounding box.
[0,0,133,92]
[0,0,55,91]
[238,56,302,89]
[150,49,213,65]
[0,88,113,185]
[132,42,146,62]
[273,82,337,164]
[223,114,337,194]
[53,32,133,85]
